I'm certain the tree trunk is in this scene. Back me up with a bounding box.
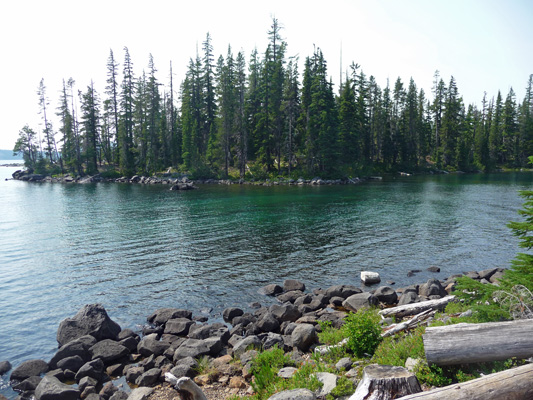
[399,363,533,400]
[423,319,533,366]
[378,296,455,319]
[349,364,422,400]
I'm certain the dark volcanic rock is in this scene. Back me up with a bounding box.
[260,284,283,296]
[57,304,121,347]
[342,292,379,312]
[163,318,195,336]
[135,368,161,387]
[325,285,362,299]
[137,334,171,357]
[10,359,49,382]
[374,286,398,305]
[147,308,192,326]
[49,335,96,369]
[269,304,301,323]
[75,359,104,382]
[283,279,306,292]
[56,355,85,373]
[291,324,317,352]
[222,307,244,323]
[0,361,12,375]
[89,340,129,364]
[34,375,79,400]
[173,339,210,362]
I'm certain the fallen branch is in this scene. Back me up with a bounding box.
[378,296,455,319]
[381,309,435,337]
[165,373,208,400]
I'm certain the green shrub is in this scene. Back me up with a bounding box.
[326,376,355,399]
[372,326,425,366]
[343,309,382,358]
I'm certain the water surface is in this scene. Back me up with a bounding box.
[0,165,531,397]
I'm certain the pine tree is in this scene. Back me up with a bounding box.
[119,47,135,175]
[282,57,300,175]
[57,79,77,173]
[519,75,533,165]
[104,50,120,165]
[13,125,38,169]
[235,51,248,179]
[489,91,503,165]
[502,88,519,166]
[79,82,100,175]
[338,76,358,164]
[37,78,59,166]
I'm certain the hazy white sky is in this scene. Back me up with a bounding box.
[1,0,532,150]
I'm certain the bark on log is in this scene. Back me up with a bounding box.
[164,373,208,400]
[349,364,422,400]
[424,319,533,366]
[378,296,455,319]
[398,363,533,400]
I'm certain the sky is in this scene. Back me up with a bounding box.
[0,0,532,150]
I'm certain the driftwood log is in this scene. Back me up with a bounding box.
[398,363,533,400]
[378,296,455,319]
[348,364,422,400]
[424,319,533,366]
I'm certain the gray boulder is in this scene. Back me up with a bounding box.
[135,368,161,387]
[222,307,244,323]
[261,284,283,296]
[173,339,210,361]
[374,286,398,305]
[126,387,153,400]
[342,292,379,312]
[10,359,49,382]
[291,324,317,352]
[169,356,198,379]
[283,279,306,292]
[262,332,285,350]
[325,285,362,299]
[147,308,192,326]
[34,375,79,400]
[78,376,98,393]
[232,335,262,358]
[315,372,338,397]
[90,339,129,364]
[267,388,316,400]
[11,375,42,392]
[137,334,170,357]
[57,304,121,347]
[257,312,280,332]
[276,290,304,303]
[109,391,129,400]
[49,335,96,369]
[57,355,85,373]
[398,291,418,306]
[163,318,195,336]
[269,304,301,323]
[75,359,104,382]
[188,323,230,343]
[125,366,144,384]
[419,278,447,298]
[0,361,11,375]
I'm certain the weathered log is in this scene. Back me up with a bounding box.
[398,363,533,400]
[348,364,422,400]
[424,319,533,366]
[378,296,455,319]
[381,309,435,338]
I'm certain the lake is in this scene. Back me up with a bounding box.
[0,164,531,397]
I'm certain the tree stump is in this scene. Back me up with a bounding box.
[349,364,422,400]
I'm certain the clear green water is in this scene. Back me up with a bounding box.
[0,166,531,397]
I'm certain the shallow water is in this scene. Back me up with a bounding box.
[0,165,531,398]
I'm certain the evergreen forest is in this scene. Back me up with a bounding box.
[13,19,533,180]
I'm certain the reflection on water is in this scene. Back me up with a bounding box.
[0,166,531,398]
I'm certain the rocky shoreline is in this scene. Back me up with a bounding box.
[0,266,507,400]
[10,168,366,188]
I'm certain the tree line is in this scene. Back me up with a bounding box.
[14,18,533,179]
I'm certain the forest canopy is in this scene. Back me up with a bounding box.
[13,18,533,179]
